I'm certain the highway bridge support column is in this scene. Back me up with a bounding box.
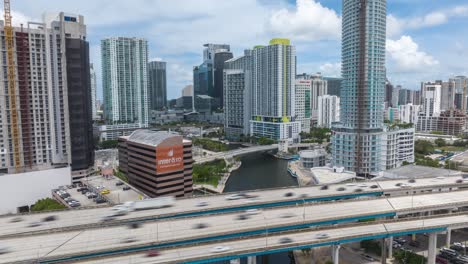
[247,256,257,264]
[387,237,393,259]
[381,238,387,264]
[230,258,240,264]
[428,232,437,264]
[446,228,451,248]
[332,244,341,264]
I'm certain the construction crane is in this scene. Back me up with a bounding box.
[4,0,21,171]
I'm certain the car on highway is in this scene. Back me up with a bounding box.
[146,250,160,257]
[121,237,138,244]
[128,222,141,229]
[225,194,242,200]
[336,187,346,191]
[42,215,57,222]
[210,246,231,253]
[196,201,209,207]
[193,223,209,229]
[0,245,10,255]
[245,209,259,215]
[284,192,295,197]
[279,237,293,244]
[354,188,363,193]
[279,212,296,218]
[236,214,249,220]
[28,221,42,227]
[320,185,329,190]
[100,215,115,222]
[315,233,329,239]
[370,185,379,189]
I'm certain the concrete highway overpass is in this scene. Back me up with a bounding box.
[0,175,466,238]
[2,190,468,263]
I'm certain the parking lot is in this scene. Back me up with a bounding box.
[54,184,111,208]
[83,175,145,204]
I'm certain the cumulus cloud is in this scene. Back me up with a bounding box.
[386,36,439,72]
[319,62,341,77]
[0,10,33,26]
[268,0,340,41]
[388,5,468,37]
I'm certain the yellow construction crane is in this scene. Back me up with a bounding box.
[4,0,21,171]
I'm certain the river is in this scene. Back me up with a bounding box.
[218,151,298,264]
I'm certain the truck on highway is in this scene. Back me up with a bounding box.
[116,196,175,213]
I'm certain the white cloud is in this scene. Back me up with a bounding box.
[319,62,341,77]
[388,5,468,37]
[0,10,33,26]
[267,0,340,41]
[386,36,439,72]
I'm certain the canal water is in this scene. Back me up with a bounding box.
[217,152,298,264]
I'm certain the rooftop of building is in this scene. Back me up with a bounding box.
[381,164,462,179]
[123,130,189,147]
[310,167,356,184]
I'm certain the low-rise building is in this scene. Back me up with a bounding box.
[94,123,148,141]
[299,149,327,168]
[149,110,185,125]
[118,130,193,198]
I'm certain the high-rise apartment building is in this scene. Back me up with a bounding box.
[250,39,300,143]
[332,0,414,174]
[399,104,421,125]
[385,80,393,106]
[224,50,252,140]
[0,13,94,213]
[441,80,456,111]
[295,80,312,132]
[323,77,342,97]
[102,37,149,126]
[391,85,401,107]
[148,60,167,110]
[90,63,97,120]
[317,95,340,128]
[420,82,442,117]
[450,76,467,111]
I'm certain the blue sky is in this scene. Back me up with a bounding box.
[8,0,468,100]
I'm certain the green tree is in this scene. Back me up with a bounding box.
[434,138,446,147]
[394,249,426,264]
[360,240,381,256]
[258,137,275,145]
[31,198,66,212]
[414,140,435,155]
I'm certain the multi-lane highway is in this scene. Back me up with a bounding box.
[77,214,468,264]
[0,175,465,238]
[2,189,468,263]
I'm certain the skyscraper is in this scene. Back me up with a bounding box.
[224,50,253,140]
[332,0,414,174]
[250,39,300,142]
[102,37,149,126]
[317,95,340,128]
[193,43,233,111]
[148,60,167,110]
[90,63,97,120]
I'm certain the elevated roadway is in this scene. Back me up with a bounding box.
[2,190,468,263]
[77,214,468,264]
[0,175,466,238]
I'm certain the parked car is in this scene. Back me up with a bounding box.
[123,186,131,191]
[100,189,110,195]
[95,198,107,204]
[361,254,374,261]
[116,181,124,186]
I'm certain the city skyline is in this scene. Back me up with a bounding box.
[7,0,468,100]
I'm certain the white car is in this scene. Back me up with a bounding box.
[315,233,329,239]
[245,209,259,215]
[358,184,368,187]
[225,194,242,200]
[0,245,10,254]
[210,246,231,253]
[196,201,209,207]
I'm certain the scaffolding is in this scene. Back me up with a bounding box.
[4,0,21,170]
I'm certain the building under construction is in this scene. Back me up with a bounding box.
[0,10,94,212]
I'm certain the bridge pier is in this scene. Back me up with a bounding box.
[247,256,257,264]
[446,228,451,248]
[331,244,341,264]
[381,238,387,264]
[230,258,240,264]
[387,236,393,259]
[428,232,437,264]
